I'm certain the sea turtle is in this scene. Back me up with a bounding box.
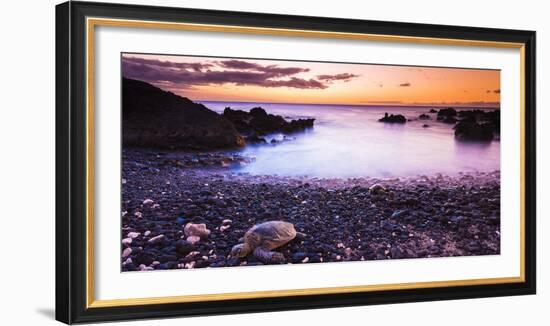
[230,221,306,264]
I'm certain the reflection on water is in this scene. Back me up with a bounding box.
[202,101,500,178]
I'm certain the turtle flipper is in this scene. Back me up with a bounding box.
[295,232,307,241]
[253,247,286,264]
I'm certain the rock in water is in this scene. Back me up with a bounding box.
[436,108,457,120]
[122,78,244,150]
[223,107,314,136]
[184,223,211,238]
[454,120,494,141]
[418,113,431,120]
[378,112,406,123]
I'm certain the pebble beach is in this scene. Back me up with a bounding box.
[121,148,500,272]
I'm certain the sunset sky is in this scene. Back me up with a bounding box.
[122,53,500,107]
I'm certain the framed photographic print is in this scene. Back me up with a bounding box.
[55,1,536,324]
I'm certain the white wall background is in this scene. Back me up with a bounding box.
[0,0,546,324]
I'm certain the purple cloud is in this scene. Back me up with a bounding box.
[317,73,359,82]
[217,60,310,77]
[399,82,411,87]
[122,56,213,72]
[122,56,358,90]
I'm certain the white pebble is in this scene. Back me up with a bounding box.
[134,211,142,218]
[184,223,211,238]
[186,236,201,245]
[122,238,132,246]
[185,251,200,258]
[127,232,140,239]
[144,230,151,236]
[122,247,132,258]
[148,234,165,243]
[220,225,231,232]
[139,264,154,271]
[121,211,127,217]
[143,199,154,205]
[302,257,309,263]
[222,219,232,224]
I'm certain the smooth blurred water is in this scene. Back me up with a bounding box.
[201,101,500,178]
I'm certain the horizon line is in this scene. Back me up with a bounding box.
[196,99,501,109]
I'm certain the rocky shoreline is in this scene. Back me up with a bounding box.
[121,148,500,272]
[378,107,501,141]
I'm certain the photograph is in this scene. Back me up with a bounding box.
[120,53,502,272]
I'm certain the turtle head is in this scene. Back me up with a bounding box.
[231,243,252,258]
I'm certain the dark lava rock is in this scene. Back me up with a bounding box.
[245,132,267,144]
[158,254,177,263]
[380,220,400,232]
[454,120,494,141]
[378,112,406,124]
[441,116,459,124]
[122,78,244,150]
[429,109,438,113]
[194,259,211,268]
[418,113,431,120]
[391,210,408,219]
[466,240,481,253]
[390,247,405,259]
[135,252,155,265]
[175,240,194,256]
[223,107,314,136]
[437,108,457,120]
[422,124,430,128]
[486,216,500,225]
[291,252,308,263]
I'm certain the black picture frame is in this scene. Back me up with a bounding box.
[56,1,536,324]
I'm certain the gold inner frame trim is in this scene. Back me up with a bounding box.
[85,17,526,309]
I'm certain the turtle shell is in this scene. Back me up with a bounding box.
[245,221,296,250]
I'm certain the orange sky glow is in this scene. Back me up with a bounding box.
[122,53,500,107]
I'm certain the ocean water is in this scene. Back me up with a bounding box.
[201,101,500,178]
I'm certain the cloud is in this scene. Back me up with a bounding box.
[399,82,411,87]
[317,73,359,82]
[122,56,213,72]
[121,56,347,90]
[218,60,310,77]
[493,89,501,94]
